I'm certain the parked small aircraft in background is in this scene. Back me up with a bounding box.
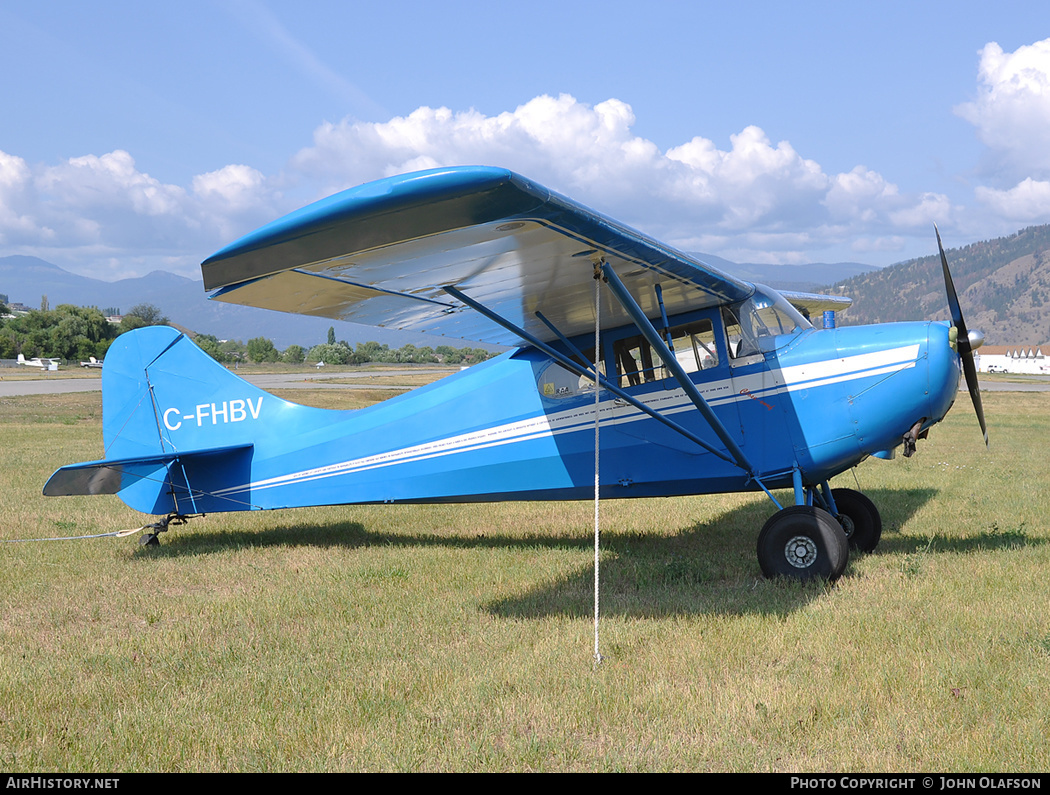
[17,354,60,370]
[44,167,986,581]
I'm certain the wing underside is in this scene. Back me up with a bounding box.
[778,290,853,319]
[201,167,756,346]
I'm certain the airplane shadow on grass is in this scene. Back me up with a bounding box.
[134,486,1043,618]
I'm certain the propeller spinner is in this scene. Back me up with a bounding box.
[936,226,989,447]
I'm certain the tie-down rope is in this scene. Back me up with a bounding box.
[593,266,603,667]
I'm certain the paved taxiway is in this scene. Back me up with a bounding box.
[0,369,457,397]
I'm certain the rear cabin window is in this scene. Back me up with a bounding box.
[537,347,598,399]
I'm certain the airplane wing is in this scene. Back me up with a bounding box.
[201,166,755,346]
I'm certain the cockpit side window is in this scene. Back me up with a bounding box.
[613,334,658,387]
[667,319,719,374]
[611,318,720,387]
[537,312,730,398]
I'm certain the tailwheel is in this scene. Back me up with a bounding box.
[757,506,849,582]
[831,488,882,553]
[136,514,191,547]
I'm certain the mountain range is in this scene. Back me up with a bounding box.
[829,225,1050,345]
[4,226,1047,348]
[0,255,480,351]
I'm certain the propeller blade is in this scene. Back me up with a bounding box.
[959,338,988,447]
[936,226,988,446]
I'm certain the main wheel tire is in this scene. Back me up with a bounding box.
[757,506,849,582]
[831,488,882,553]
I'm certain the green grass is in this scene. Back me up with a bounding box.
[1,388,1048,771]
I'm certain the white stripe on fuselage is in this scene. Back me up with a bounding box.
[213,343,920,497]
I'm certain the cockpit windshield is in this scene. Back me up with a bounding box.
[723,285,812,358]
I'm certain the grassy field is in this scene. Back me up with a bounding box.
[0,384,1048,772]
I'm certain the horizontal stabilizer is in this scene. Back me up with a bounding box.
[43,444,254,508]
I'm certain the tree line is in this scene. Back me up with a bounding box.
[0,302,166,361]
[1,302,494,366]
[193,327,493,366]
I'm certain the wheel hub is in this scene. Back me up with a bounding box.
[838,514,855,539]
[784,535,818,568]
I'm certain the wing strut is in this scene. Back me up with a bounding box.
[599,262,757,478]
[442,285,740,467]
[535,310,597,375]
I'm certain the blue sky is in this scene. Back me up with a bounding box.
[3,0,1050,282]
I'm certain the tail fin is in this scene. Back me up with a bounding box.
[45,326,286,515]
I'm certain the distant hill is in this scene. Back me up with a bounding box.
[691,253,876,291]
[828,225,1050,345]
[0,256,497,351]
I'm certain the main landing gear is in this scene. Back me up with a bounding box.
[757,506,848,581]
[828,487,882,553]
[756,484,882,582]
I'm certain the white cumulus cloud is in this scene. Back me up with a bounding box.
[887,192,952,229]
[666,125,829,229]
[956,39,1050,183]
[0,150,46,244]
[824,166,900,223]
[975,178,1050,221]
[290,95,664,199]
[287,94,937,260]
[192,164,278,240]
[956,37,1050,227]
[0,148,283,277]
[192,164,266,205]
[0,93,983,277]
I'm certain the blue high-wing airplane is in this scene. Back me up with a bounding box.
[43,166,986,582]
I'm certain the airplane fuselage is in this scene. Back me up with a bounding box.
[50,306,960,517]
[17,356,59,369]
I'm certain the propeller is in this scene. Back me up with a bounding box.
[936,225,988,447]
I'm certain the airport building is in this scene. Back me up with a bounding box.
[976,345,1049,374]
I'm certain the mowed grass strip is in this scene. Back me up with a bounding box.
[0,387,1048,771]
